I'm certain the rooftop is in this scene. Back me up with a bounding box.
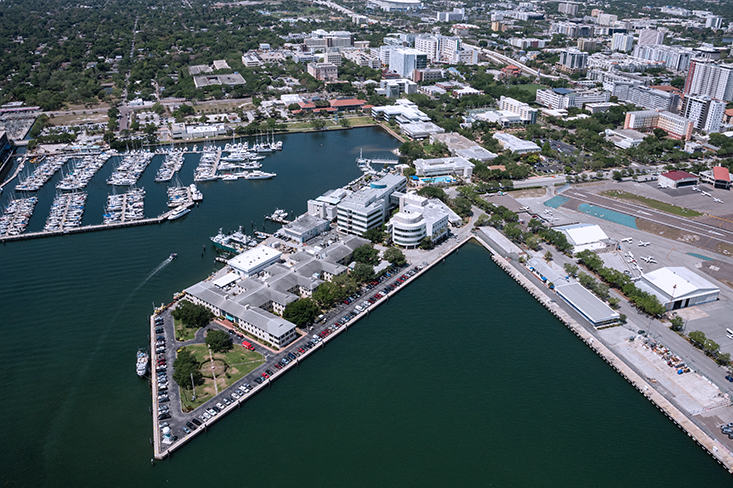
[661,170,697,181]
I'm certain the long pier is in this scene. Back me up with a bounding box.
[0,201,195,244]
[472,232,733,474]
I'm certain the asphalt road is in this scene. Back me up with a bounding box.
[563,188,733,250]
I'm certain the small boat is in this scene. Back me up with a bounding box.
[244,170,276,180]
[169,253,178,260]
[221,173,239,181]
[168,205,191,221]
[136,350,149,377]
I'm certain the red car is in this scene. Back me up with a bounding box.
[262,372,269,379]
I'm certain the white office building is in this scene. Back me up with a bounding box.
[706,15,724,30]
[681,95,726,133]
[632,44,692,71]
[387,192,452,248]
[492,132,540,153]
[684,59,733,102]
[228,246,283,277]
[638,29,665,46]
[437,8,465,22]
[413,156,474,178]
[337,174,406,236]
[611,33,634,52]
[388,48,428,79]
[499,96,538,124]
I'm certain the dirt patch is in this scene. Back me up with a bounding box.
[636,219,693,242]
[50,112,108,126]
[510,188,546,199]
[716,242,733,257]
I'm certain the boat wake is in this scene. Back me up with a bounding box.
[138,255,175,290]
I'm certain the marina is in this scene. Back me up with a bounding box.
[103,188,146,224]
[56,152,115,191]
[154,149,186,182]
[193,145,221,182]
[210,226,259,253]
[0,196,38,236]
[43,192,87,232]
[15,155,70,191]
[107,150,154,186]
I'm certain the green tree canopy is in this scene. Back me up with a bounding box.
[352,262,374,282]
[283,298,320,327]
[171,300,214,329]
[363,227,385,244]
[172,349,203,388]
[352,244,379,266]
[205,329,233,353]
[384,247,407,267]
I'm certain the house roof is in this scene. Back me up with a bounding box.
[661,170,696,181]
[330,98,366,108]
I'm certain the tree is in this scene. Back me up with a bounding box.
[352,262,375,282]
[384,247,407,267]
[717,352,731,366]
[419,237,434,250]
[544,250,553,262]
[172,349,203,388]
[283,298,320,327]
[670,315,684,332]
[352,244,379,265]
[417,186,447,202]
[311,118,327,130]
[563,263,579,277]
[451,197,473,218]
[688,330,706,348]
[171,300,213,329]
[205,329,233,353]
[363,228,385,244]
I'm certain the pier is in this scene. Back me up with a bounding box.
[0,201,194,244]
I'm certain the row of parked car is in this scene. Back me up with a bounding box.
[197,383,255,424]
[720,423,733,439]
[154,315,172,415]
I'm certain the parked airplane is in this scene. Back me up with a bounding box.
[641,256,656,263]
[621,237,633,243]
[692,186,701,192]
[701,191,711,197]
[638,241,650,247]
[714,197,724,204]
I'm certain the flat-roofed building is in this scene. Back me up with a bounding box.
[637,267,719,311]
[624,110,694,140]
[387,192,453,248]
[492,132,540,153]
[193,73,246,88]
[429,132,498,162]
[337,174,406,236]
[604,128,647,149]
[228,246,283,277]
[555,223,611,253]
[413,156,474,178]
[499,96,538,124]
[556,282,620,326]
[279,214,331,243]
[307,62,338,81]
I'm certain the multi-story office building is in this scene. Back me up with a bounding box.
[611,33,634,52]
[499,96,538,124]
[684,59,733,101]
[632,44,692,71]
[682,95,726,133]
[307,62,338,81]
[437,8,465,22]
[622,86,680,112]
[388,48,428,79]
[624,110,694,140]
[557,48,588,73]
[337,174,406,236]
[638,29,665,46]
[706,15,724,30]
[558,2,578,16]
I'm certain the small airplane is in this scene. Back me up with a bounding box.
[641,256,656,263]
[692,186,701,192]
[520,206,530,211]
[638,241,650,247]
[714,197,724,204]
[701,191,711,197]
[621,237,633,243]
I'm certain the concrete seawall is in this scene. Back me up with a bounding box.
[151,235,472,459]
[472,233,733,474]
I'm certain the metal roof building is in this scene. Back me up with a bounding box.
[638,267,719,311]
[555,223,611,253]
[658,170,698,188]
[556,282,620,326]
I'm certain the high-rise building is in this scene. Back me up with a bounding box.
[597,13,618,25]
[388,48,428,79]
[624,110,694,140]
[706,15,724,30]
[577,39,598,51]
[558,2,578,16]
[437,8,465,22]
[632,44,692,71]
[684,59,733,101]
[622,85,680,112]
[557,48,588,73]
[499,96,538,124]
[611,33,634,52]
[682,95,726,133]
[638,29,665,46]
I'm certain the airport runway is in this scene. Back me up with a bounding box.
[561,188,733,252]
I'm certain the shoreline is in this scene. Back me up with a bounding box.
[472,232,733,475]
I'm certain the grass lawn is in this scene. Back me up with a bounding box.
[178,343,265,411]
[602,190,702,217]
[511,83,547,96]
[174,318,198,342]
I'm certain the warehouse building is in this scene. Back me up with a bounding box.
[638,267,720,311]
[556,283,621,326]
[658,170,699,188]
[555,223,612,254]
